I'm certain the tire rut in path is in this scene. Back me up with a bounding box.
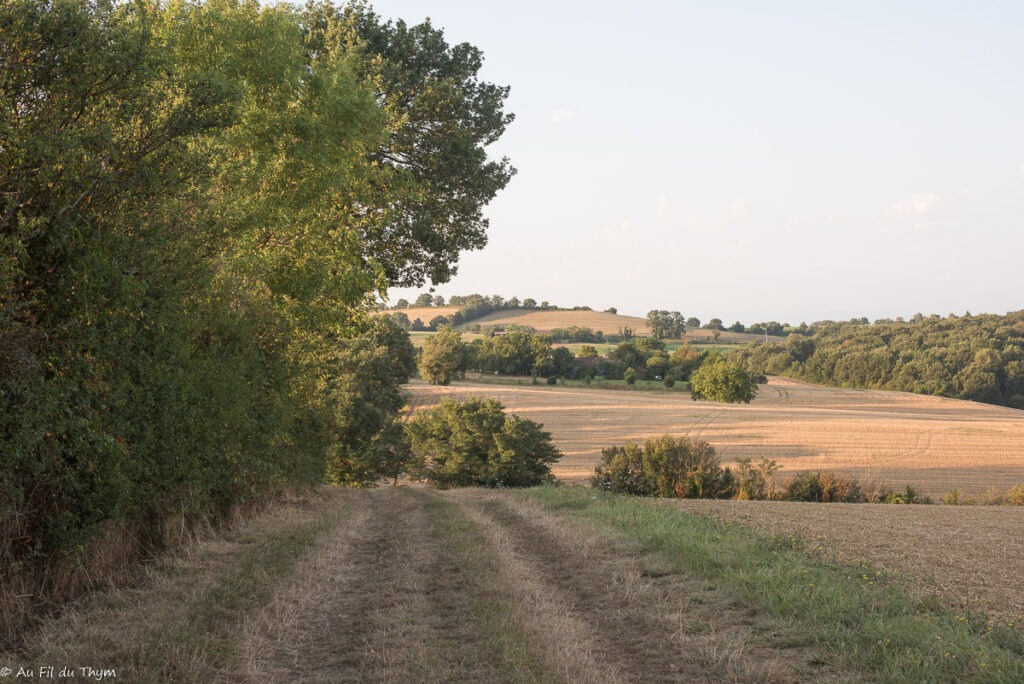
[450,490,809,683]
[248,488,499,682]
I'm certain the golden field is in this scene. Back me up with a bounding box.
[404,376,1024,499]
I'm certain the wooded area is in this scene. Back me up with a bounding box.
[0,0,511,637]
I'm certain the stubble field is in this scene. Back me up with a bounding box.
[405,376,1024,499]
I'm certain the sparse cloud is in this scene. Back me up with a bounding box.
[656,195,671,218]
[730,197,748,219]
[892,192,939,216]
[548,108,576,123]
[598,220,631,244]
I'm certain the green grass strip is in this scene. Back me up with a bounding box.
[522,485,1024,683]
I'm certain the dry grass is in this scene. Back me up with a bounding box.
[463,309,650,334]
[1,490,341,682]
[405,376,1024,499]
[665,498,1024,630]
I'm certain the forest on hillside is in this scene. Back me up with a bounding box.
[731,312,1024,408]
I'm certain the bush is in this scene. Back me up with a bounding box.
[735,457,781,500]
[690,355,758,403]
[663,375,675,388]
[624,367,637,385]
[942,489,962,505]
[406,397,561,488]
[880,485,932,505]
[784,471,866,503]
[1005,484,1024,506]
[546,376,558,385]
[592,435,737,499]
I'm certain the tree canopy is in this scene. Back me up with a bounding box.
[689,355,759,403]
[0,0,514,617]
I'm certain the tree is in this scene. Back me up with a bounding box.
[406,397,561,487]
[394,298,410,309]
[690,355,758,403]
[432,295,445,306]
[686,317,701,330]
[605,307,618,314]
[624,367,638,385]
[522,298,537,308]
[418,327,466,385]
[707,318,724,331]
[325,317,418,486]
[415,293,434,307]
[301,3,515,287]
[728,321,746,333]
[646,310,685,339]
[389,312,412,330]
[0,0,517,623]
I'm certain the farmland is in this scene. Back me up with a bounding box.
[405,376,1024,500]
[388,306,782,344]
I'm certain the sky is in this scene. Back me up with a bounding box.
[374,1,1024,324]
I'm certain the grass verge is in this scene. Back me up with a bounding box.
[523,485,1024,683]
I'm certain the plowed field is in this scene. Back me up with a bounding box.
[405,377,1024,499]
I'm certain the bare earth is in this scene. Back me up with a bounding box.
[405,377,1024,499]
[666,498,1024,629]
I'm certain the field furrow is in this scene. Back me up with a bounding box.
[405,377,1024,498]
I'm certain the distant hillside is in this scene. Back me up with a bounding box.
[388,306,461,324]
[457,309,783,344]
[463,309,648,335]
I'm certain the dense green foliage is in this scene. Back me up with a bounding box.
[591,435,737,498]
[419,327,466,385]
[645,309,685,339]
[0,0,511,598]
[730,312,1024,408]
[689,354,759,403]
[406,397,561,487]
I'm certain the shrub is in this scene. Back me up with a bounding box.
[406,397,561,488]
[624,367,637,385]
[1004,484,1024,506]
[881,485,932,505]
[592,435,737,499]
[784,471,866,503]
[735,457,781,500]
[942,489,962,505]
[546,376,558,385]
[663,375,676,388]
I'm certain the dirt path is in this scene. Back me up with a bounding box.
[6,487,829,682]
[243,488,819,682]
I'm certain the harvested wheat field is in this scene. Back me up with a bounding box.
[666,498,1024,629]
[405,377,1024,499]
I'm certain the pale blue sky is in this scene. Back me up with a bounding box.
[376,1,1024,323]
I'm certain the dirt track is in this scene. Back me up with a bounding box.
[247,488,813,682]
